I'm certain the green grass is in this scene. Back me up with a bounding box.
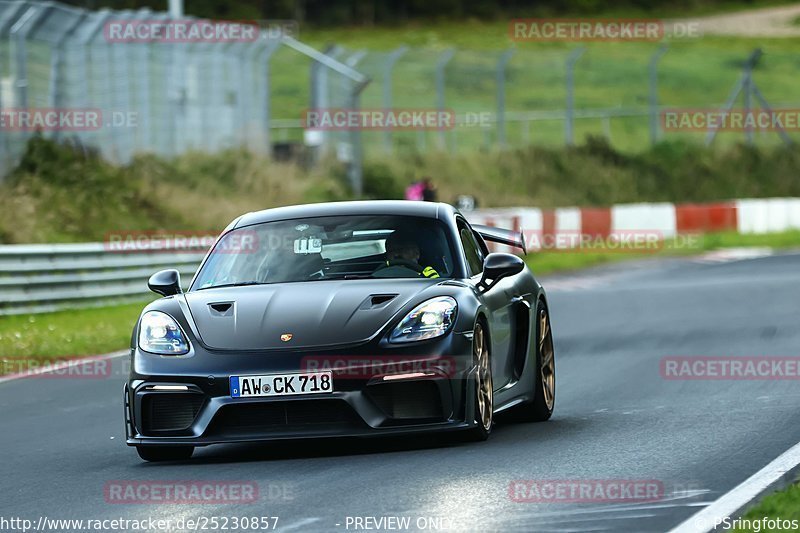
[0,300,152,374]
[525,230,800,275]
[271,22,800,153]
[733,482,800,531]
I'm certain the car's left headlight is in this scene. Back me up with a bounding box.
[389,296,457,343]
[138,311,190,355]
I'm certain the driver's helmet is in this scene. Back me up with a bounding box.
[384,231,420,262]
[382,230,439,278]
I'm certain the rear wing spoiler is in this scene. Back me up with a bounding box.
[472,224,527,254]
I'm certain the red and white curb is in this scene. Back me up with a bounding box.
[466,197,800,253]
[669,440,800,532]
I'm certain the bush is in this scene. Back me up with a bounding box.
[3,135,800,243]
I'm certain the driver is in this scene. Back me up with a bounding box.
[375,231,440,279]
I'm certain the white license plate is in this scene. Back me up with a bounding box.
[230,372,333,398]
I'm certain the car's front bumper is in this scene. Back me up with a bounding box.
[125,332,477,447]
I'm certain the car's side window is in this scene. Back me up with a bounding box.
[472,229,490,257]
[458,221,484,276]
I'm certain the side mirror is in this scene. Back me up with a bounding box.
[478,253,524,291]
[148,269,182,297]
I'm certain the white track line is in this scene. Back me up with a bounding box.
[0,350,128,385]
[668,440,800,533]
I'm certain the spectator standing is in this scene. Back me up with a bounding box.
[405,180,424,201]
[421,177,437,202]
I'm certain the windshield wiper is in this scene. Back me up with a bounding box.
[196,281,268,290]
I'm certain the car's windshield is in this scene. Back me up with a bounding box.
[192,215,455,290]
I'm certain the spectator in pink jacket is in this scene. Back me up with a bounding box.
[405,180,425,201]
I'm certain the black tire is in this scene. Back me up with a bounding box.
[462,321,493,442]
[136,446,194,462]
[513,300,555,422]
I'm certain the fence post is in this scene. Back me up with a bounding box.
[135,10,154,154]
[282,36,370,196]
[10,6,43,112]
[73,10,111,161]
[751,84,793,146]
[348,80,370,197]
[310,45,342,156]
[49,15,85,143]
[383,46,408,153]
[344,50,369,198]
[705,48,762,147]
[496,48,515,148]
[259,37,281,158]
[112,19,136,162]
[240,36,274,153]
[209,40,230,153]
[648,45,668,145]
[435,48,456,150]
[564,47,584,146]
[743,57,754,146]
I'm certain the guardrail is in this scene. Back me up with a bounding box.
[0,243,206,316]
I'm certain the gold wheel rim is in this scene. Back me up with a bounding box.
[474,324,493,431]
[539,309,555,411]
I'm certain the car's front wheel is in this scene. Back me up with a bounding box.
[136,446,194,462]
[462,321,493,441]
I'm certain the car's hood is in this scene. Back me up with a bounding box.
[183,279,440,350]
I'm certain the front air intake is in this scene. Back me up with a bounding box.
[367,380,444,421]
[142,394,204,432]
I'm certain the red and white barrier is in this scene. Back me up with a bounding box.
[465,197,800,253]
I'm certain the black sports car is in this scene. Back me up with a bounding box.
[124,201,555,461]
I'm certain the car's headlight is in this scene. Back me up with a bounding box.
[389,296,457,343]
[138,311,190,355]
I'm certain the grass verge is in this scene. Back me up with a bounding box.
[526,230,800,275]
[0,300,152,375]
[734,483,800,531]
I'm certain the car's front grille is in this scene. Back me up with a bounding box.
[142,394,204,432]
[367,380,444,421]
[206,400,364,436]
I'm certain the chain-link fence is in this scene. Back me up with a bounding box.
[299,42,800,158]
[0,0,370,191]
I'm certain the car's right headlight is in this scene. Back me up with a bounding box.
[389,297,457,343]
[138,311,190,355]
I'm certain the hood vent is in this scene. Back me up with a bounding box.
[208,302,234,316]
[360,294,397,309]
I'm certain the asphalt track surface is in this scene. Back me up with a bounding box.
[2,251,800,532]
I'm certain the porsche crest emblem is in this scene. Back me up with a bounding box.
[280,333,293,342]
